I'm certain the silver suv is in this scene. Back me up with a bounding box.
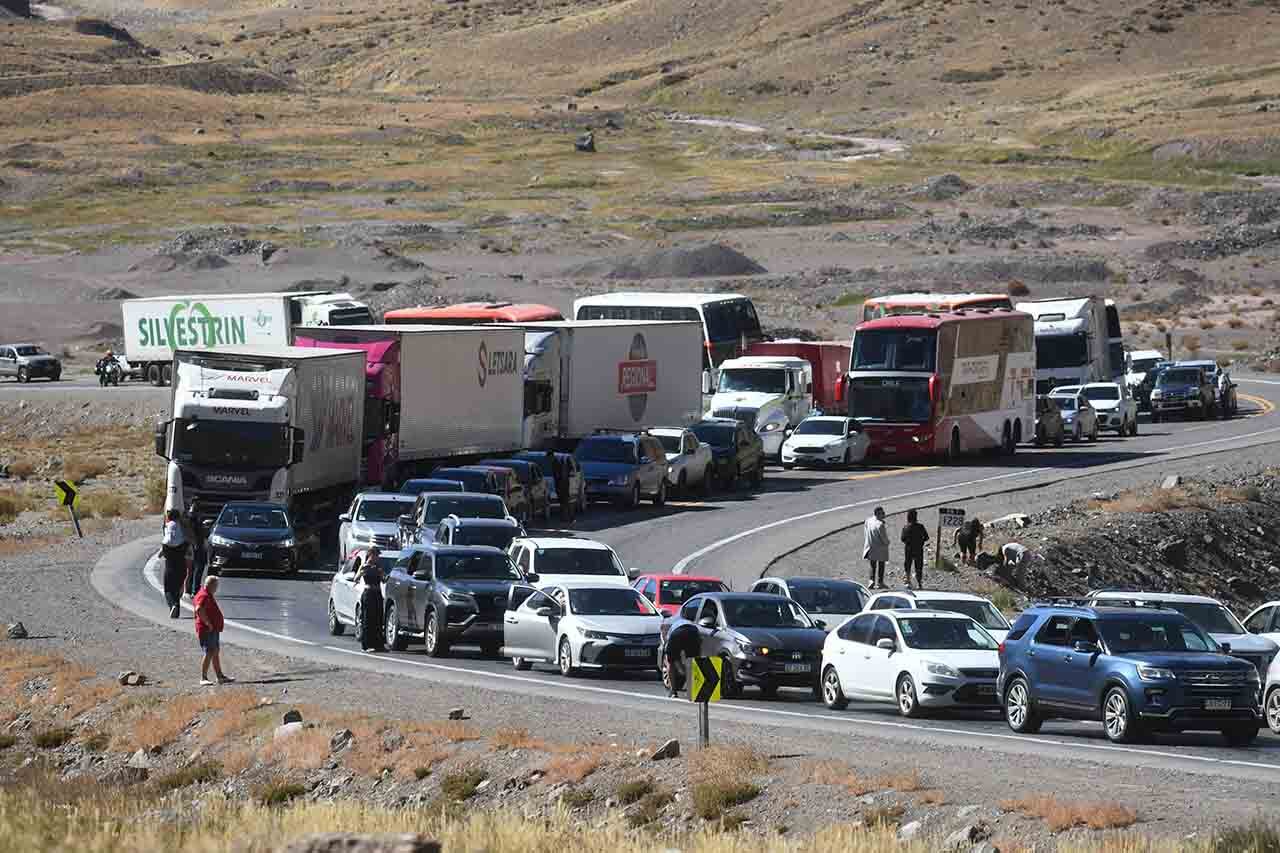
[0,343,61,383]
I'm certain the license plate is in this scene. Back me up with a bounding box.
[1205,698,1232,710]
[784,663,811,674]
[625,647,651,658]
[242,551,261,559]
[883,446,897,454]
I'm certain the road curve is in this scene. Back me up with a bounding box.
[92,376,1280,781]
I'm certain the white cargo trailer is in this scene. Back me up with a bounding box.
[1015,296,1113,394]
[122,291,372,386]
[521,320,704,447]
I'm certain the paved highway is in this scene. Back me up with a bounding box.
[94,377,1280,782]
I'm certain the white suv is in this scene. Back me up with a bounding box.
[863,589,1012,641]
[1081,382,1138,436]
[507,536,634,586]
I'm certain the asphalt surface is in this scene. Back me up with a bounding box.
[94,376,1280,783]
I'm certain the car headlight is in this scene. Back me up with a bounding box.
[738,642,769,656]
[608,474,631,486]
[446,591,474,605]
[350,531,371,543]
[1137,664,1176,682]
[1150,390,1163,398]
[208,534,234,547]
[925,662,960,679]
[278,538,295,549]
[759,422,783,433]
[577,627,607,640]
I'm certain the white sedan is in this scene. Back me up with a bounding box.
[503,582,664,674]
[820,610,1001,717]
[328,549,402,638]
[650,427,714,495]
[781,416,869,469]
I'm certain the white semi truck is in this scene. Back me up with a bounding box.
[708,355,813,459]
[1015,297,1113,394]
[520,320,705,449]
[155,346,367,546]
[122,291,372,386]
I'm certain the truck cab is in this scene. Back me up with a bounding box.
[1016,298,1110,394]
[293,292,373,326]
[708,356,812,458]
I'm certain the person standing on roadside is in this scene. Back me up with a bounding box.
[161,509,188,619]
[356,547,386,653]
[193,575,233,686]
[663,621,701,698]
[863,506,890,589]
[547,451,574,525]
[900,509,930,589]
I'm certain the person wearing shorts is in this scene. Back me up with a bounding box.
[193,575,233,686]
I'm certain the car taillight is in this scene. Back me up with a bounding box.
[997,641,1005,655]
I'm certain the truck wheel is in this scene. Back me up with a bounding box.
[652,479,666,507]
[148,364,162,386]
[424,609,449,657]
[384,601,406,652]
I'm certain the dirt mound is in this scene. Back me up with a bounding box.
[87,286,138,301]
[183,252,229,271]
[2,143,63,161]
[915,174,972,201]
[569,243,766,279]
[71,18,137,44]
[127,255,179,274]
[288,276,351,293]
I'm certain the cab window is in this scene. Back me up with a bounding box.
[870,615,896,646]
[1035,615,1072,647]
[680,599,701,621]
[841,613,876,644]
[699,600,721,625]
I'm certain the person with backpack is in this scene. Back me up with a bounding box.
[900,509,930,589]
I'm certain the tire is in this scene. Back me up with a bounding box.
[626,483,640,510]
[758,683,778,699]
[782,462,795,470]
[1223,724,1260,747]
[513,656,532,671]
[384,601,406,651]
[424,609,448,657]
[1004,678,1043,733]
[1034,425,1045,447]
[719,655,741,699]
[148,364,162,386]
[328,599,345,636]
[897,673,924,718]
[822,665,848,710]
[652,478,666,507]
[1053,428,1064,448]
[1001,422,1013,456]
[557,637,577,677]
[354,605,365,647]
[1265,686,1280,735]
[1103,687,1142,744]
[16,367,27,384]
[50,372,60,382]
[661,655,678,693]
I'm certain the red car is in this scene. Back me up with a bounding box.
[632,574,730,616]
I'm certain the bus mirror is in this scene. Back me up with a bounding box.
[701,370,713,396]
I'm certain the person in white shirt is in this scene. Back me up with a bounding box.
[863,506,890,589]
[161,509,188,619]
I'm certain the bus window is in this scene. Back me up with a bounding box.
[852,330,937,372]
[703,299,762,344]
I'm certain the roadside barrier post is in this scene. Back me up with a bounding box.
[937,507,965,571]
[54,479,82,539]
[688,655,722,749]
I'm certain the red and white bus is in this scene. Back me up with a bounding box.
[861,293,1012,323]
[841,309,1035,460]
[383,301,563,325]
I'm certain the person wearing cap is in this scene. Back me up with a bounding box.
[356,546,387,652]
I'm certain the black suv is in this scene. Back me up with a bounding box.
[998,602,1262,745]
[398,492,511,546]
[382,544,523,656]
[690,418,765,490]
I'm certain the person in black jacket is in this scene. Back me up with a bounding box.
[357,547,386,652]
[900,509,930,589]
[663,622,702,698]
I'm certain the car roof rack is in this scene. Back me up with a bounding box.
[1030,597,1095,608]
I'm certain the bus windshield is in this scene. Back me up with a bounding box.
[852,330,937,372]
[1036,333,1089,369]
[847,377,932,424]
[704,299,762,343]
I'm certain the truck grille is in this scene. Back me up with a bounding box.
[370,533,399,548]
[712,407,757,429]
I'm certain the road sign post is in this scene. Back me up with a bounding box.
[54,479,82,539]
[688,655,722,749]
[937,507,965,571]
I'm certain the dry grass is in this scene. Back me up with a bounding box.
[917,790,947,805]
[688,744,769,783]
[144,474,167,514]
[1198,318,1216,329]
[808,761,926,796]
[60,456,110,484]
[544,750,604,785]
[692,780,760,821]
[261,728,333,771]
[79,489,140,520]
[489,727,548,752]
[0,487,39,523]
[1232,340,1251,351]
[130,688,261,751]
[4,461,38,480]
[1089,486,1205,514]
[220,746,256,776]
[1219,485,1263,503]
[1002,796,1139,832]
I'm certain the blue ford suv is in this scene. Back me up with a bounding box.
[998,603,1262,745]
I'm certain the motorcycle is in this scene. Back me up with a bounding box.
[95,358,123,387]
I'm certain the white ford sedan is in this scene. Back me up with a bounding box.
[780,416,869,469]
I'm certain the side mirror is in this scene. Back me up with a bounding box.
[525,572,539,583]
[628,567,641,580]
[398,514,412,527]
[1220,642,1232,655]
[876,637,896,651]
[1073,640,1100,654]
[339,513,352,523]
[784,428,793,437]
[814,619,827,630]
[154,419,170,460]
[535,605,557,618]
[413,570,432,581]
[698,616,717,630]
[290,427,306,466]
[701,370,713,396]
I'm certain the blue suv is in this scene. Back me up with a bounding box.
[573,432,669,509]
[998,603,1262,746]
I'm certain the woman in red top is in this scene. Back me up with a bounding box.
[192,575,233,686]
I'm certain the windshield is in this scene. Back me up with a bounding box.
[434,470,488,490]
[852,329,937,371]
[794,420,844,436]
[1083,386,1119,401]
[401,480,463,495]
[536,547,622,577]
[660,579,728,602]
[175,419,289,469]
[899,617,997,650]
[788,581,866,613]
[568,587,657,616]
[1158,369,1200,387]
[1099,619,1218,653]
[923,599,1010,630]
[1051,396,1077,411]
[656,434,682,454]
[847,377,932,424]
[454,526,518,549]
[15,346,46,356]
[704,299,763,343]
[436,553,520,581]
[723,598,814,629]
[690,423,736,448]
[357,499,409,522]
[1129,357,1162,374]
[424,497,505,524]
[574,438,637,465]
[1164,603,1245,635]
[718,368,785,395]
[218,506,289,529]
[1036,333,1089,370]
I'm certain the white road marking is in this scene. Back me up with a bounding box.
[1239,378,1280,386]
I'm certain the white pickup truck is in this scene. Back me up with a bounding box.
[649,427,714,495]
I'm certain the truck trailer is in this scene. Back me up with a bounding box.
[745,340,850,414]
[1015,296,1113,393]
[155,346,367,547]
[122,291,372,387]
[294,324,526,484]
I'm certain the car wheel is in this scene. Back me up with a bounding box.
[147,364,162,386]
[1034,425,1045,447]
[384,601,406,651]
[513,656,532,671]
[718,655,740,699]
[50,371,60,382]
[822,666,848,710]
[424,609,449,657]
[1090,422,1099,441]
[782,461,795,470]
[16,367,27,384]
[1266,686,1280,735]
[661,655,678,693]
[354,605,365,646]
[161,364,172,386]
[626,483,640,510]
[653,478,666,507]
[897,674,924,718]
[843,448,853,469]
[1223,724,1260,747]
[327,599,345,636]
[558,637,577,677]
[1053,428,1064,448]
[1103,687,1142,744]
[1004,678,1042,733]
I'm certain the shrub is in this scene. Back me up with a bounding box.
[144,475,166,514]
[1232,340,1251,351]
[627,789,675,827]
[0,734,16,750]
[489,727,545,751]
[82,490,139,520]
[1007,280,1031,297]
[82,732,110,753]
[833,291,868,308]
[617,778,654,805]
[1001,796,1137,831]
[560,788,594,809]
[413,766,432,781]
[254,779,307,806]
[989,587,1018,614]
[545,752,600,784]
[1199,318,1216,329]
[5,460,37,480]
[1228,317,1245,329]
[33,728,74,749]
[1211,820,1280,853]
[692,780,759,820]
[863,803,906,828]
[153,761,222,793]
[440,768,486,801]
[61,456,109,484]
[1181,335,1202,355]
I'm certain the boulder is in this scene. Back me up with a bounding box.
[447,708,467,721]
[650,739,680,761]
[277,834,441,853]
[117,671,146,687]
[1161,475,1182,489]
[274,722,305,741]
[574,131,596,153]
[897,820,923,841]
[1156,537,1187,569]
[1228,576,1264,599]
[330,729,355,753]
[6,622,28,640]
[127,748,152,770]
[943,823,989,849]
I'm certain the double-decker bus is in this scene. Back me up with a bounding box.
[572,292,764,370]
[841,309,1035,460]
[383,302,563,325]
[860,293,1013,323]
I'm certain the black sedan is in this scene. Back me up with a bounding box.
[661,592,828,699]
[207,502,297,573]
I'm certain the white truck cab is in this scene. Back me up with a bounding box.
[708,356,813,458]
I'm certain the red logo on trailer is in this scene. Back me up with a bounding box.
[619,334,656,422]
